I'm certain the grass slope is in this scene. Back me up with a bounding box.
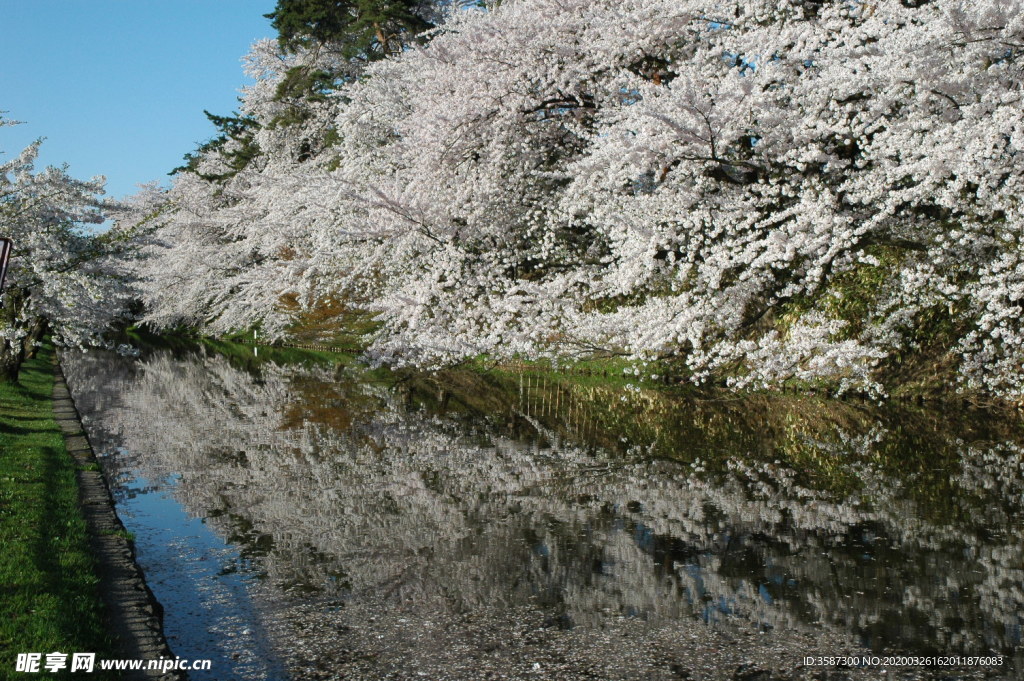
[0,345,116,679]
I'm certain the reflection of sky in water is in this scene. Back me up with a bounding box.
[101,463,286,681]
[65,348,1024,680]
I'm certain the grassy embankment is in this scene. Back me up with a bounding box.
[0,344,116,679]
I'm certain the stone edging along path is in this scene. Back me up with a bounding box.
[52,358,186,681]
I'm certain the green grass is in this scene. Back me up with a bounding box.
[0,345,117,679]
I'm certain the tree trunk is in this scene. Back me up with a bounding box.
[0,345,21,382]
[23,318,48,360]
[374,23,390,57]
[0,286,29,383]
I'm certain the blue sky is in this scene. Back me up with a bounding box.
[1,1,277,201]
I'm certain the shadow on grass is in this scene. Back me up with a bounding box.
[0,423,63,437]
[0,347,115,671]
[38,445,112,658]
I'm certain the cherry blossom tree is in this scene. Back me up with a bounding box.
[129,40,328,339]
[0,119,136,381]
[333,0,1023,397]
[136,0,1024,399]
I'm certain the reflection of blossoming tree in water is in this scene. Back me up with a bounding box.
[64,349,1024,677]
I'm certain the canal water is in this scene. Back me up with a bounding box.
[62,345,1023,680]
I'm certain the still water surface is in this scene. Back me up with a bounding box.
[62,346,1024,680]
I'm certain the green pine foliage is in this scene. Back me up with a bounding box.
[171,110,261,182]
[265,0,434,59]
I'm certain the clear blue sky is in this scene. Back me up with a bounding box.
[0,1,277,201]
